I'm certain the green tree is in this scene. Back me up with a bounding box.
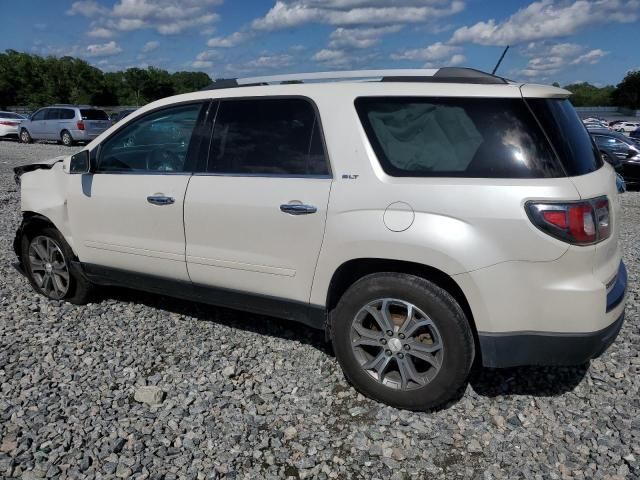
[562,82,614,107]
[612,70,640,110]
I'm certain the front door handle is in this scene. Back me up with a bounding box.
[147,195,175,206]
[280,203,317,215]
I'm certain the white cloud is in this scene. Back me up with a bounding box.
[76,0,222,36]
[68,0,108,17]
[312,48,349,67]
[142,40,160,53]
[328,25,402,49]
[391,41,461,61]
[245,54,294,69]
[87,27,115,38]
[86,41,123,57]
[451,0,640,46]
[207,31,253,48]
[192,60,214,69]
[449,53,465,66]
[252,0,465,30]
[517,42,609,79]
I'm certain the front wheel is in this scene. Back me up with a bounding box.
[21,227,92,304]
[20,129,32,144]
[331,273,475,410]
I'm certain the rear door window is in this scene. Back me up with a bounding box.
[208,98,329,176]
[526,99,603,176]
[31,110,46,121]
[44,109,59,120]
[355,97,561,178]
[81,109,109,120]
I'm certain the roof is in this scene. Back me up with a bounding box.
[202,67,512,91]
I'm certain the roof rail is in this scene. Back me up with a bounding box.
[201,67,509,91]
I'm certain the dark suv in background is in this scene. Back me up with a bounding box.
[19,105,111,146]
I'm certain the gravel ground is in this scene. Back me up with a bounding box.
[0,139,639,479]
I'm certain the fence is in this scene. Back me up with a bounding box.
[575,106,640,118]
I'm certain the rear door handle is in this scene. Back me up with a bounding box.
[280,204,317,215]
[147,195,175,206]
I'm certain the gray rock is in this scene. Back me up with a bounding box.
[134,386,165,405]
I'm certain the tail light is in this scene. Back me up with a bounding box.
[77,121,85,131]
[0,121,18,126]
[526,197,610,245]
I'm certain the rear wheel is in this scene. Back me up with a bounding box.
[20,129,32,144]
[21,227,92,304]
[331,273,474,410]
[61,130,74,147]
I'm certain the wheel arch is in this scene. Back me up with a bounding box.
[325,258,481,361]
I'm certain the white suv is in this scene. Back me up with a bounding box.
[13,68,627,410]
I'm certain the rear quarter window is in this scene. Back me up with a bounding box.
[355,97,562,178]
[526,99,603,176]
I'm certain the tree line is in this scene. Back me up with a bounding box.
[0,50,212,109]
[1,49,639,110]
[554,70,640,109]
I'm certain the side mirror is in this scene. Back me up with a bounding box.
[69,150,91,174]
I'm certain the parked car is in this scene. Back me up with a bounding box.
[110,108,137,124]
[591,129,640,187]
[13,68,626,410]
[0,111,26,139]
[19,105,111,146]
[615,121,640,134]
[583,118,609,129]
[631,127,640,141]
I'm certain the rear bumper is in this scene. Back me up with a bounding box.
[478,261,627,368]
[70,130,102,141]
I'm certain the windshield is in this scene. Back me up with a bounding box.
[526,99,603,176]
[81,109,109,120]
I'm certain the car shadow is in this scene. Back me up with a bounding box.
[99,286,333,355]
[469,363,589,397]
[96,287,590,402]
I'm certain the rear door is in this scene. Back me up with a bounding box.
[67,101,210,280]
[44,108,61,139]
[184,97,332,302]
[80,108,111,136]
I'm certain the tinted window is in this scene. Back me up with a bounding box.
[0,112,21,119]
[593,135,627,149]
[355,97,561,178]
[97,103,204,173]
[527,99,603,176]
[45,109,59,120]
[81,109,109,120]
[32,109,46,121]
[59,109,75,120]
[209,98,329,176]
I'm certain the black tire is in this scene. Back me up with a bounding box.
[61,130,74,147]
[331,273,474,411]
[21,226,93,304]
[20,128,33,144]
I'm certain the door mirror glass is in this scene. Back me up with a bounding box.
[69,150,91,174]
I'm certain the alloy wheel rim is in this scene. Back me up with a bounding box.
[21,131,28,142]
[28,235,70,299]
[63,133,71,145]
[350,298,444,391]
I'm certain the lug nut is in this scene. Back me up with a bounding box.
[385,349,392,356]
[397,353,404,359]
[380,338,387,345]
[398,333,405,339]
[404,344,410,351]
[386,330,393,336]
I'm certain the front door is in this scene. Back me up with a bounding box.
[184,97,332,303]
[67,102,209,281]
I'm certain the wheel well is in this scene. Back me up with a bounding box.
[326,258,480,354]
[14,213,56,259]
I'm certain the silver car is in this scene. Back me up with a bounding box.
[19,105,111,146]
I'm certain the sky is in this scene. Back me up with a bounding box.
[2,0,639,86]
